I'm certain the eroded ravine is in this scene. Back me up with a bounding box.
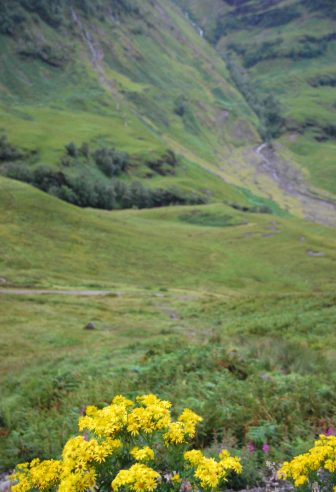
[255,143,336,227]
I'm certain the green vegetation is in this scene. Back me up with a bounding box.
[1,1,336,489]
[225,57,284,140]
[0,0,258,198]
[176,0,336,194]
[1,178,336,483]
[0,139,207,210]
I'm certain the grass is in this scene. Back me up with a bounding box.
[1,177,336,293]
[0,179,336,471]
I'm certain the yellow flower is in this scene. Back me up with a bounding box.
[278,434,336,487]
[58,467,96,492]
[12,395,229,492]
[29,459,62,490]
[195,457,224,489]
[164,422,186,445]
[113,395,134,407]
[178,408,202,438]
[127,396,171,436]
[79,399,129,438]
[184,450,204,466]
[171,473,181,483]
[112,464,160,492]
[185,448,242,489]
[11,477,31,492]
[219,450,242,474]
[11,459,62,492]
[131,446,155,462]
[136,394,171,409]
[85,405,98,416]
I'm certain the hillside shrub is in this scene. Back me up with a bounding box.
[147,150,178,177]
[0,138,206,210]
[4,162,34,182]
[0,1,27,35]
[10,394,242,492]
[304,0,336,19]
[65,142,78,158]
[174,96,186,117]
[309,73,336,87]
[93,148,130,177]
[0,135,24,162]
[3,162,206,210]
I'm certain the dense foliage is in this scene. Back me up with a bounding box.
[212,5,301,41]
[0,138,206,210]
[0,0,139,35]
[226,57,283,140]
[228,32,336,69]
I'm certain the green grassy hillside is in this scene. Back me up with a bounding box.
[1,178,336,476]
[175,0,336,195]
[1,176,335,293]
[0,0,259,202]
[2,0,336,224]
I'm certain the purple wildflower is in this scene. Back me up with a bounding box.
[262,442,270,454]
[247,442,255,453]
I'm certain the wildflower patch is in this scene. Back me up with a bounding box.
[10,394,242,491]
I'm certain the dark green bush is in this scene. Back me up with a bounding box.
[0,1,27,35]
[0,135,24,162]
[3,162,34,182]
[93,148,130,177]
[0,137,205,210]
[0,0,140,36]
[147,150,178,176]
[65,142,78,158]
[304,0,336,18]
[309,73,336,87]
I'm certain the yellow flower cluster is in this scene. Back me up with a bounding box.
[279,434,336,488]
[10,394,242,492]
[184,448,242,489]
[78,395,133,437]
[11,436,121,492]
[11,459,62,492]
[127,394,172,436]
[131,446,155,462]
[58,435,121,491]
[164,408,203,445]
[112,463,160,492]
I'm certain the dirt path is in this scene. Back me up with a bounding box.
[0,289,114,296]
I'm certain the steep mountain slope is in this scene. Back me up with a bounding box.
[1,0,336,224]
[0,0,260,203]
[175,0,336,198]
